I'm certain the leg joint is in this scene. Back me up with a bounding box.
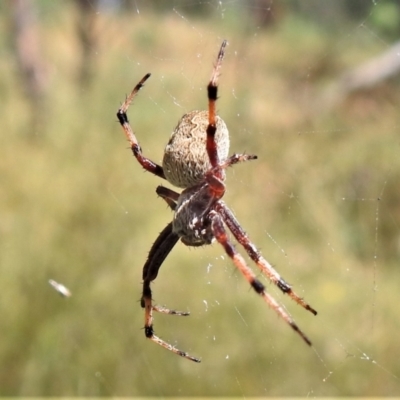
[251,279,265,294]
[144,326,153,338]
[207,85,218,101]
[116,111,128,125]
[277,279,291,293]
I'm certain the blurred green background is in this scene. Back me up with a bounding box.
[1,0,400,396]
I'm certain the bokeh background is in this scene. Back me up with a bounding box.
[1,0,400,396]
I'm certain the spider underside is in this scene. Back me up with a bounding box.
[116,40,317,363]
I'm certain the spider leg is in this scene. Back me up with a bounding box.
[200,152,258,210]
[156,185,179,211]
[210,211,312,346]
[117,74,166,180]
[206,40,227,172]
[141,222,201,362]
[215,202,317,316]
[143,223,189,318]
[218,153,258,169]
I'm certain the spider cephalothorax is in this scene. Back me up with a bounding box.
[116,40,317,363]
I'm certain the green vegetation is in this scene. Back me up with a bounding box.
[1,3,400,396]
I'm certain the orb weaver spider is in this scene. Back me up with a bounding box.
[116,40,317,363]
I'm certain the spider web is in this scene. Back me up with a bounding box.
[2,0,400,397]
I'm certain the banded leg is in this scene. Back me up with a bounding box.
[141,222,200,362]
[206,40,227,172]
[216,202,317,316]
[217,153,258,170]
[210,211,312,345]
[117,74,166,180]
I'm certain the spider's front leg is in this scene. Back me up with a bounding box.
[141,222,201,363]
[117,74,166,180]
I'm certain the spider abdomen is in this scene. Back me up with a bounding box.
[162,110,230,188]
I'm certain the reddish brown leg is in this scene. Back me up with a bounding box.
[215,202,317,316]
[206,40,227,172]
[210,211,312,345]
[117,74,166,180]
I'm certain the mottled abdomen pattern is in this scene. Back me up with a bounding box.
[162,110,230,188]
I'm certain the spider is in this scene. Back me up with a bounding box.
[116,40,317,363]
